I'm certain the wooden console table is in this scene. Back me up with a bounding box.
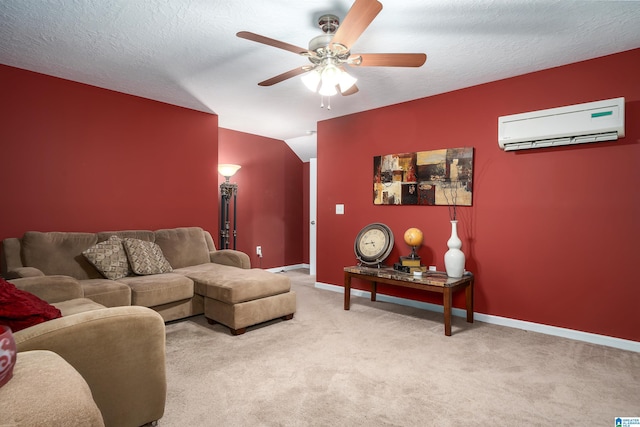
[343,266,474,336]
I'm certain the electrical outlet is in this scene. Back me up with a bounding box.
[256,246,262,257]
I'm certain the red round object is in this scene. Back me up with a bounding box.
[0,325,17,388]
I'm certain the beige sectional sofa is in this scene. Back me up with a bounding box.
[2,226,296,334]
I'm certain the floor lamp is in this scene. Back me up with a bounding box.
[218,164,241,249]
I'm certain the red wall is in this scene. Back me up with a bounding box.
[0,65,306,274]
[0,65,219,241]
[218,129,304,269]
[317,48,640,342]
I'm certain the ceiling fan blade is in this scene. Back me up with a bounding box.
[341,84,359,96]
[356,53,427,67]
[258,67,308,86]
[331,0,383,49]
[237,31,309,55]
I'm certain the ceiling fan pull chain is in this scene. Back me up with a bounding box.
[320,95,324,108]
[327,95,331,110]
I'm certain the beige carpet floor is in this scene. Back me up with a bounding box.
[161,269,639,426]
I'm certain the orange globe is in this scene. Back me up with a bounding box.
[404,227,423,247]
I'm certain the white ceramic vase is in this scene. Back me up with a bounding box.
[444,220,465,278]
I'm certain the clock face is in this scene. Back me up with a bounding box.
[354,223,394,266]
[358,229,386,258]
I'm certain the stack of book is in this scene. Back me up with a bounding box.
[393,256,427,273]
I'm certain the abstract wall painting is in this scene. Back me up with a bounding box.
[373,147,473,206]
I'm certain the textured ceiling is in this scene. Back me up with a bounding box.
[2,1,640,161]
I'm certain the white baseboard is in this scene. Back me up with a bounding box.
[266,263,310,273]
[314,281,640,353]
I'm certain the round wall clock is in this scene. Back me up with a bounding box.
[354,223,394,266]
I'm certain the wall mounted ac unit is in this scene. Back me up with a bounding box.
[498,97,625,151]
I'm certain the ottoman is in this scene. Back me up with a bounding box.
[190,267,296,335]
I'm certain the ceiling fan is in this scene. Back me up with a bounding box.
[236,0,427,104]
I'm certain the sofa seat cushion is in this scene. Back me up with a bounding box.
[171,263,221,276]
[53,298,106,317]
[117,273,194,307]
[181,264,291,304]
[80,279,132,307]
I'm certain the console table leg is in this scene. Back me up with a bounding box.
[466,280,474,323]
[344,272,351,310]
[443,288,452,336]
[371,281,377,302]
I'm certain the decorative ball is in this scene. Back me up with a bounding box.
[404,227,423,247]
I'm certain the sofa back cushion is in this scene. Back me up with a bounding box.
[154,227,210,269]
[97,230,155,243]
[21,232,101,280]
[203,231,216,252]
[1,238,24,275]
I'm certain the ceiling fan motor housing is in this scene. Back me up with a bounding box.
[309,34,333,53]
[309,14,349,59]
[318,14,339,34]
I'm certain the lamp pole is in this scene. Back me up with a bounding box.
[219,181,238,249]
[218,164,241,250]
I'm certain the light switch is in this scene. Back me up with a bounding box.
[335,204,345,215]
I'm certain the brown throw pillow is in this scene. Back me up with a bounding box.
[123,238,173,275]
[83,235,132,280]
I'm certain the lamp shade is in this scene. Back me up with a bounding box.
[338,71,357,93]
[321,63,340,87]
[301,69,321,92]
[218,164,241,178]
[318,81,338,96]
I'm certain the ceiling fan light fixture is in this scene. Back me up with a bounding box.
[318,81,338,96]
[338,70,357,92]
[303,63,355,97]
[320,63,340,87]
[301,69,321,92]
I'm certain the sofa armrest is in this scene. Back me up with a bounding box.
[210,249,251,269]
[4,266,45,279]
[14,306,166,427]
[9,275,83,303]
